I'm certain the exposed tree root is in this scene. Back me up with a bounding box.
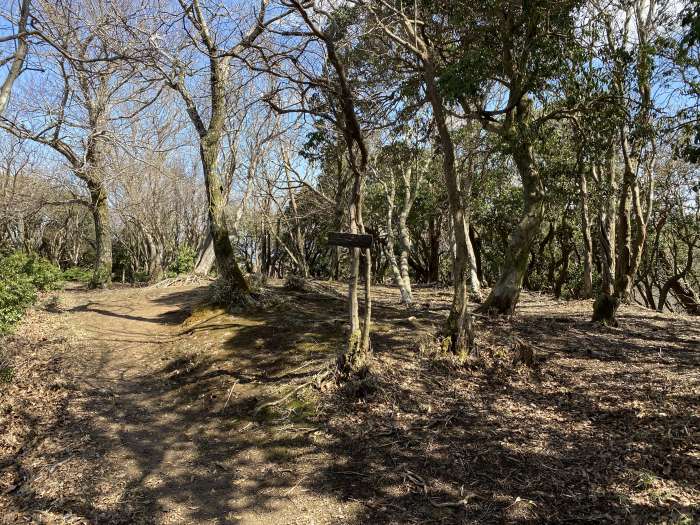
[253,367,333,416]
[150,273,215,288]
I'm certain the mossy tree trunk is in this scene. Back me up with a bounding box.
[201,140,249,293]
[593,5,655,326]
[477,134,545,315]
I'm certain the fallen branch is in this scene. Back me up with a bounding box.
[429,493,478,508]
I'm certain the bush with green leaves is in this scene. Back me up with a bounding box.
[0,252,63,333]
[62,266,93,283]
[169,245,196,275]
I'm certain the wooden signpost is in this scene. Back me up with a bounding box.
[327,232,373,249]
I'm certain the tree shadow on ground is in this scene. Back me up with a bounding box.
[3,284,699,524]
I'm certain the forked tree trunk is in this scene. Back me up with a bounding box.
[382,174,413,305]
[477,140,545,315]
[593,141,652,325]
[201,144,249,294]
[593,6,655,325]
[316,32,373,375]
[592,159,620,325]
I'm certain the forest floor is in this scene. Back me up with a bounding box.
[0,280,698,525]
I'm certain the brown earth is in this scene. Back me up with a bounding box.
[0,281,698,524]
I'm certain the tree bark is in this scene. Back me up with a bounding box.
[477,135,545,315]
[87,181,112,287]
[657,243,695,313]
[382,175,412,305]
[554,220,573,299]
[0,0,30,115]
[592,159,620,325]
[579,163,594,298]
[194,233,216,275]
[201,143,249,293]
[428,216,440,282]
[670,278,700,315]
[422,57,474,357]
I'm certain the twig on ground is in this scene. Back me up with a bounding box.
[283,474,309,497]
[253,368,332,416]
[221,381,238,411]
[429,493,478,508]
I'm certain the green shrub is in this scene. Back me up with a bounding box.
[23,255,63,291]
[132,270,150,283]
[169,245,196,275]
[62,266,93,283]
[0,276,36,333]
[0,252,62,333]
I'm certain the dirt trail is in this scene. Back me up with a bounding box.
[2,284,361,524]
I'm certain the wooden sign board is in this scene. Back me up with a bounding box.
[327,232,373,249]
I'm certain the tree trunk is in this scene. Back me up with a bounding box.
[0,0,30,116]
[670,278,700,315]
[428,217,440,282]
[144,230,164,284]
[592,160,620,325]
[594,137,652,324]
[88,181,112,288]
[422,57,474,357]
[201,143,249,294]
[383,175,413,305]
[339,199,368,373]
[614,158,635,300]
[464,217,481,300]
[642,277,657,310]
[657,243,695,313]
[194,233,216,275]
[477,140,544,315]
[554,221,572,299]
[397,212,414,304]
[470,225,484,285]
[579,163,593,298]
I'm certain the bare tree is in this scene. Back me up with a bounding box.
[0,0,147,286]
[0,0,30,115]
[132,0,288,294]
